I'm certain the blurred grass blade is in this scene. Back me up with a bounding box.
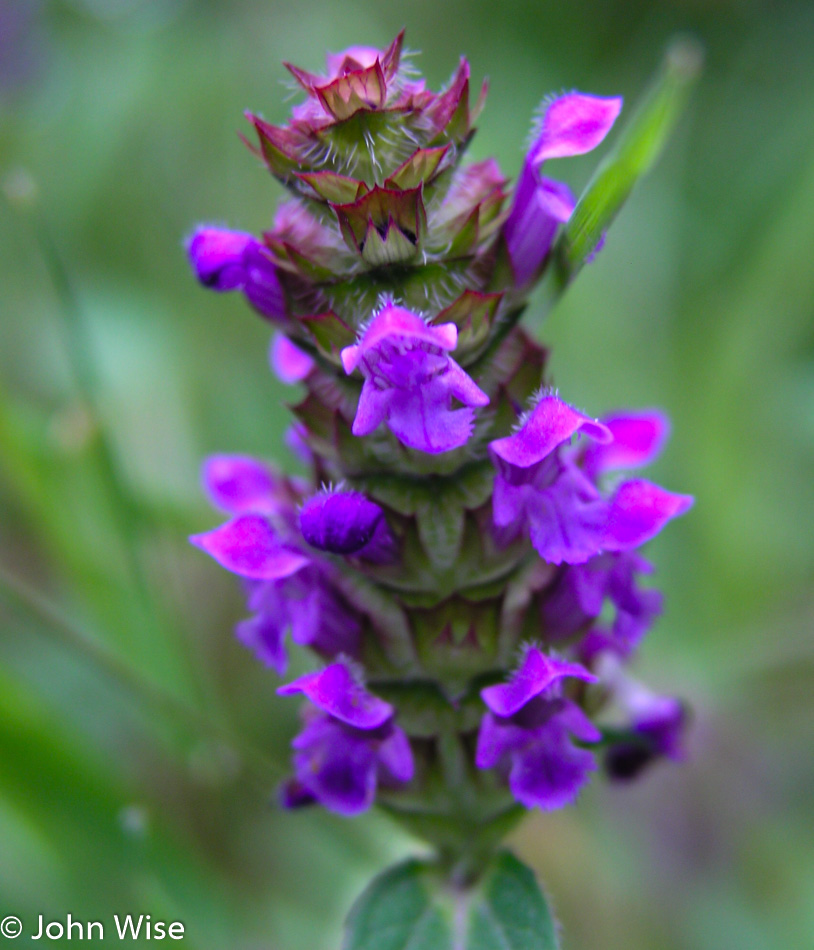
[553,37,703,286]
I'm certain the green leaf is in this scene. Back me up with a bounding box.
[343,860,453,950]
[466,851,560,950]
[554,38,703,285]
[343,852,559,950]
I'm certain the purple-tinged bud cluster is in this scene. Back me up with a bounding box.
[187,33,693,849]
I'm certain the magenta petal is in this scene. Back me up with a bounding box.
[584,410,671,478]
[603,480,694,551]
[278,662,393,729]
[475,712,527,770]
[341,307,457,374]
[445,360,490,407]
[531,93,623,165]
[187,227,255,290]
[526,464,609,565]
[202,455,281,514]
[352,381,392,436]
[387,382,476,453]
[557,699,602,743]
[481,646,596,717]
[190,515,309,579]
[270,333,314,384]
[490,395,611,469]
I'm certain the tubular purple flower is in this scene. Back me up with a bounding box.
[542,552,663,656]
[278,662,413,814]
[271,332,314,384]
[341,302,489,453]
[187,228,256,290]
[476,646,600,810]
[489,394,612,564]
[599,656,687,780]
[187,226,286,321]
[241,242,286,321]
[502,93,622,286]
[237,566,361,674]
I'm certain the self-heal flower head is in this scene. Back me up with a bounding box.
[489,394,612,564]
[188,31,697,875]
[341,302,489,453]
[278,663,413,814]
[503,93,622,286]
[476,646,600,810]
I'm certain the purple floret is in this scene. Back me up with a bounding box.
[278,663,414,814]
[341,302,489,454]
[476,646,600,810]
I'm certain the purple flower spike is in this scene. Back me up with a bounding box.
[271,332,314,384]
[603,480,694,551]
[583,410,671,480]
[202,455,282,514]
[341,302,489,454]
[490,395,612,564]
[476,645,600,810]
[300,489,387,555]
[278,662,393,729]
[190,514,309,579]
[187,228,256,290]
[503,92,622,286]
[481,646,596,718]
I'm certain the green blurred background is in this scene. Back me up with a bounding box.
[1,0,813,946]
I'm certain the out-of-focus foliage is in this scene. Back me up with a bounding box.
[1,1,812,948]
